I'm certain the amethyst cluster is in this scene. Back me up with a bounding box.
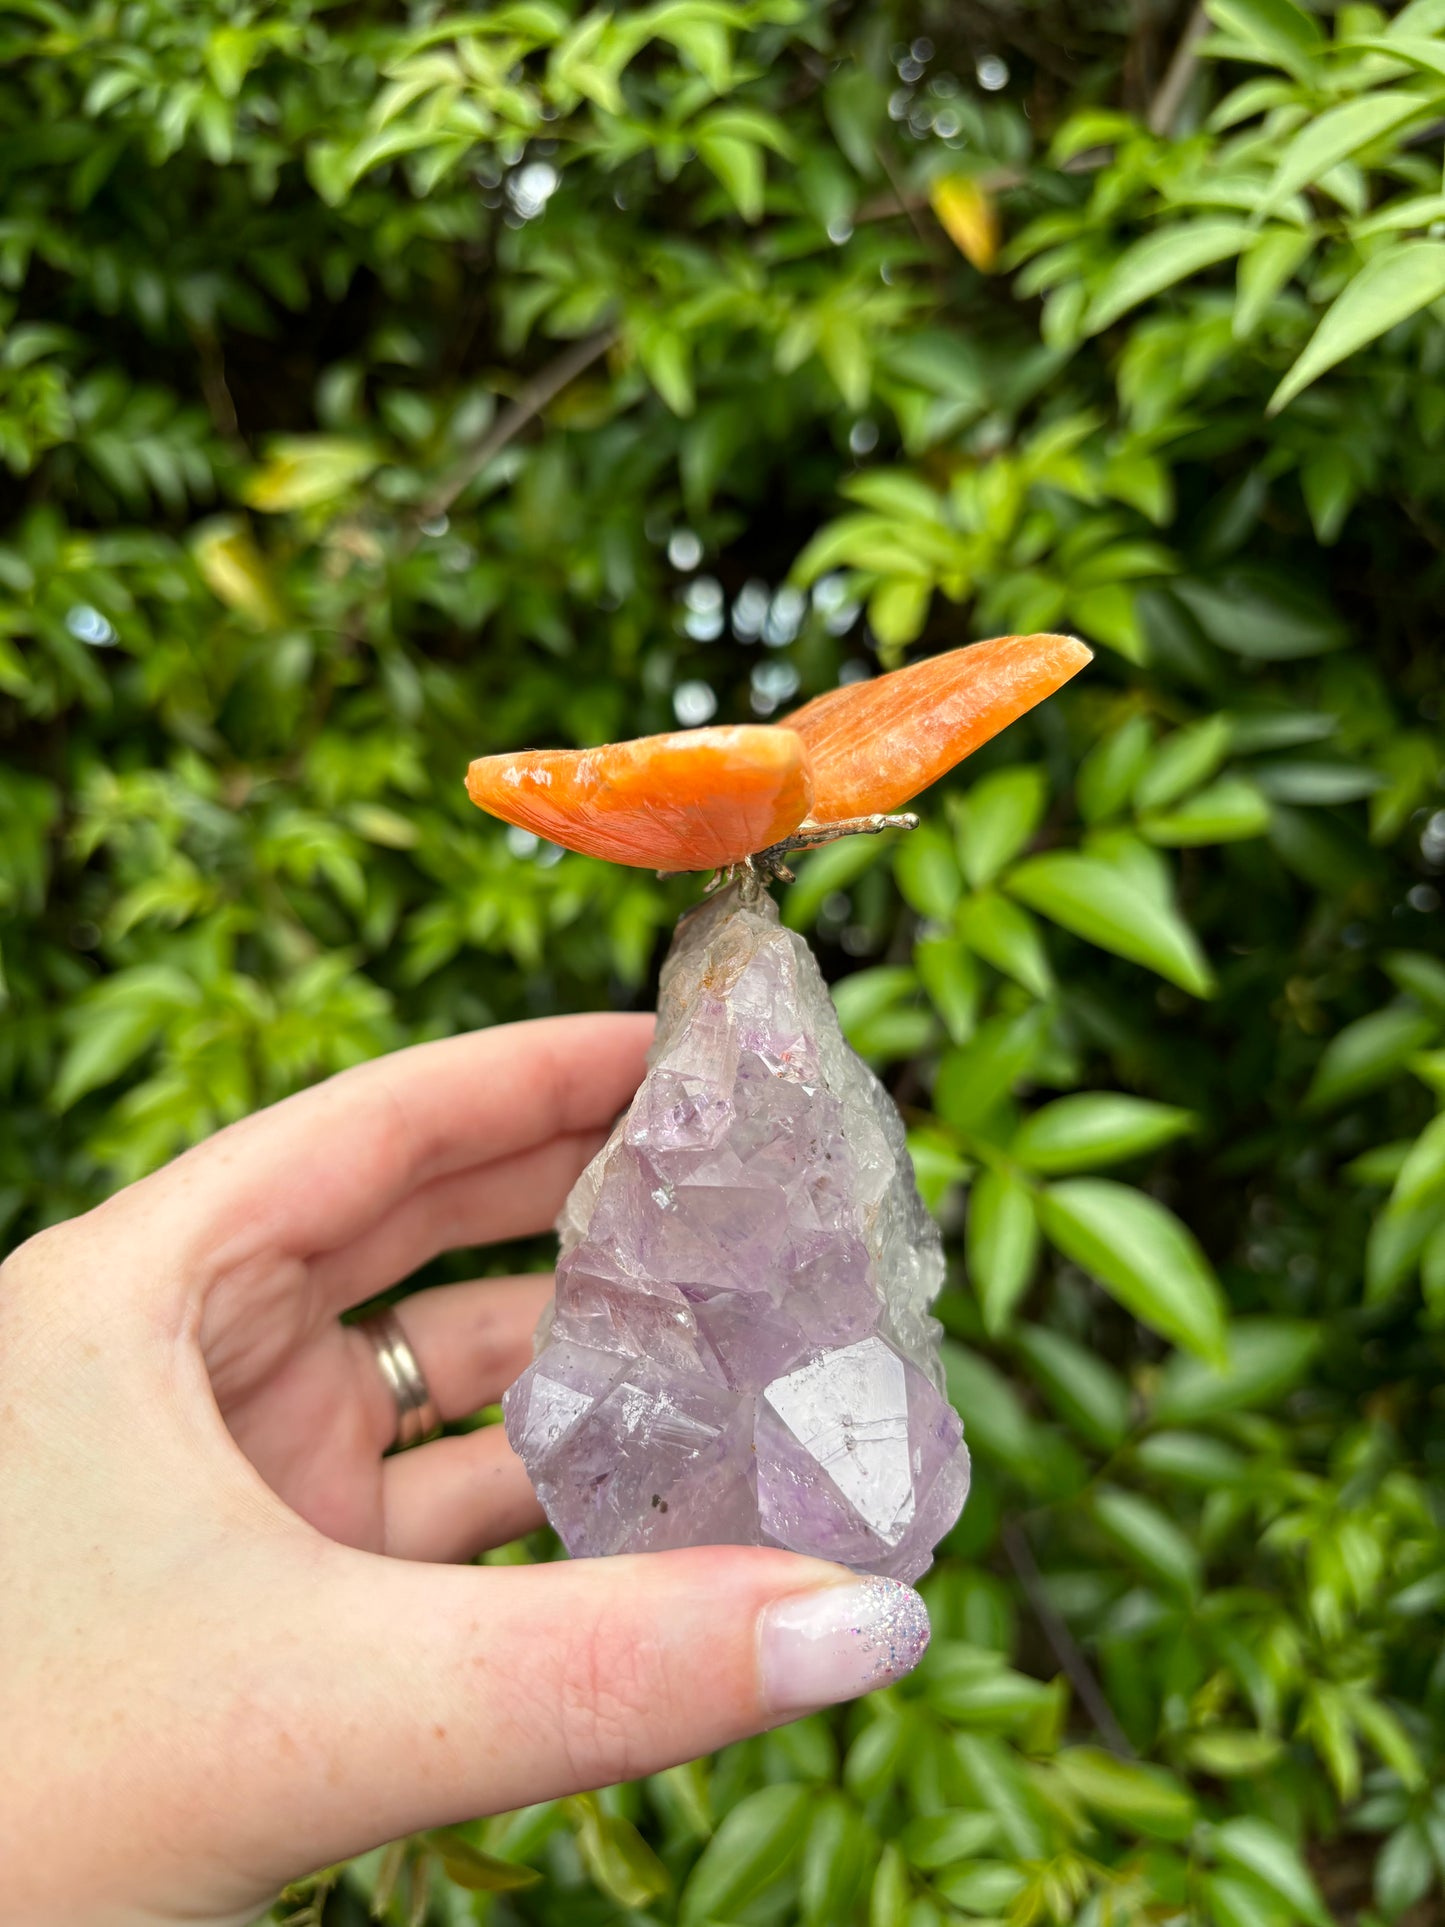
[503,880,969,1581]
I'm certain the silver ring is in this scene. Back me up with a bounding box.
[359,1307,441,1450]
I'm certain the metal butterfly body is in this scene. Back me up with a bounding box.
[466,632,1091,877]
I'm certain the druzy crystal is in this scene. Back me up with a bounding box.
[504,880,969,1581]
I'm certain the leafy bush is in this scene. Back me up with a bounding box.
[5,0,1445,1920]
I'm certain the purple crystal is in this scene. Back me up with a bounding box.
[504,881,969,1582]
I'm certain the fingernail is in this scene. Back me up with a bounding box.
[758,1576,930,1715]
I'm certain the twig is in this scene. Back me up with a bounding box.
[853,150,1109,231]
[872,141,940,255]
[415,323,618,528]
[1147,2,1209,137]
[1002,1518,1137,1758]
[188,323,241,444]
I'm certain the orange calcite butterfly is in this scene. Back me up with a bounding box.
[466,632,1090,875]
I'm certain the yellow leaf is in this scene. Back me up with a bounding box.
[190,517,283,628]
[243,435,380,513]
[930,176,999,271]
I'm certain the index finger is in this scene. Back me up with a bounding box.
[106,1012,653,1271]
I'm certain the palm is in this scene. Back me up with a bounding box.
[224,1311,394,1550]
[179,1015,651,1566]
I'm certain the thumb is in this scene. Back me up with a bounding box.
[240,1542,929,1892]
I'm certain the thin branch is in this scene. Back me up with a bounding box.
[872,141,941,255]
[1147,2,1209,137]
[1002,1519,1137,1758]
[853,150,1107,232]
[188,323,241,444]
[415,323,618,528]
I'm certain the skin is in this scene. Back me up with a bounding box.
[0,1014,861,1927]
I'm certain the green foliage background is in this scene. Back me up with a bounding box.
[5,0,1445,1919]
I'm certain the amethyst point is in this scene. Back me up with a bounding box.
[504,881,969,1581]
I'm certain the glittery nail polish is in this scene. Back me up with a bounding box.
[757,1577,931,1714]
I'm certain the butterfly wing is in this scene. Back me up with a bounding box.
[782,633,1092,821]
[466,725,813,871]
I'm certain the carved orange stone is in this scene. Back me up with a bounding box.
[465,633,1090,872]
[464,725,812,872]
[782,632,1093,821]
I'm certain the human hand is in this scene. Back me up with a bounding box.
[0,1015,930,1926]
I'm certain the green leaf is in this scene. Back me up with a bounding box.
[843,470,947,521]
[1375,1824,1436,1917]
[1153,1318,1321,1421]
[423,1832,543,1893]
[1235,227,1314,339]
[1014,1324,1132,1450]
[1040,1178,1229,1361]
[569,1800,670,1909]
[1383,948,1445,1017]
[915,936,982,1045]
[635,324,695,416]
[1204,1870,1294,1927]
[1271,241,1445,414]
[678,1784,811,1927]
[925,1646,1058,1732]
[968,1167,1040,1333]
[1139,776,1272,846]
[1134,715,1232,812]
[832,966,929,1064]
[1008,852,1216,997]
[783,834,887,930]
[1252,758,1383,805]
[1346,34,1445,86]
[697,130,765,222]
[908,1126,969,1214]
[1012,1094,1196,1173]
[1181,1730,1285,1776]
[1353,188,1445,238]
[800,1792,871,1927]
[53,967,199,1111]
[1071,582,1149,663]
[1205,0,1323,74]
[868,1844,909,1927]
[956,892,1053,997]
[1171,568,1348,660]
[1078,715,1153,824]
[1350,1691,1426,1789]
[952,1735,1048,1858]
[1091,1484,1203,1596]
[933,1007,1051,1133]
[1228,709,1338,754]
[898,1811,1000,1870]
[845,1715,909,1803]
[952,765,1049,888]
[1366,1194,1445,1303]
[1263,92,1437,218]
[1051,1746,1197,1838]
[1301,445,1356,545]
[868,576,931,647]
[1086,221,1255,335]
[1391,1111,1445,1210]
[1347,1139,1414,1186]
[941,1342,1055,1482]
[1134,1428,1248,1486]
[825,64,885,176]
[1213,1818,1332,1927]
[894,822,962,920]
[933,1861,1027,1913]
[1304,1006,1438,1110]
